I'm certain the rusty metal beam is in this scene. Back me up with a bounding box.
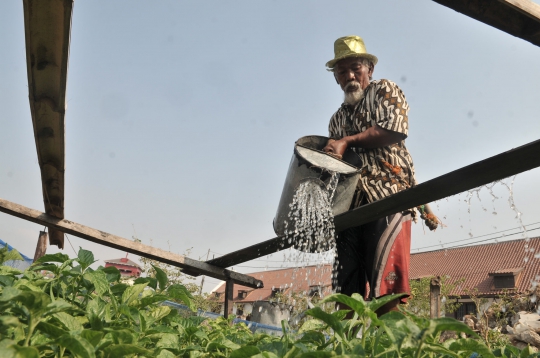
[23,0,74,248]
[432,0,540,47]
[0,197,263,289]
[206,138,540,269]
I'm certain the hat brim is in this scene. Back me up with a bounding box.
[326,53,378,69]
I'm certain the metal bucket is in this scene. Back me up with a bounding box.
[273,135,361,236]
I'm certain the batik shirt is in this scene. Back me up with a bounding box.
[328,79,416,207]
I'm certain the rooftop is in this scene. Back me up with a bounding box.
[104,257,142,269]
[213,264,332,303]
[410,237,540,296]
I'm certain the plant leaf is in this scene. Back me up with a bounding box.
[152,264,168,291]
[449,338,495,358]
[149,306,172,324]
[1,344,40,358]
[140,294,169,308]
[0,266,23,276]
[0,275,15,287]
[36,321,68,339]
[57,334,96,358]
[99,266,121,283]
[156,349,177,358]
[102,344,153,358]
[320,293,367,316]
[305,307,343,338]
[121,283,147,305]
[53,312,84,332]
[32,253,70,265]
[231,345,261,358]
[0,244,23,264]
[81,329,104,347]
[134,276,158,290]
[367,293,407,313]
[429,317,478,338]
[167,284,195,311]
[84,270,110,296]
[156,333,180,349]
[77,248,95,270]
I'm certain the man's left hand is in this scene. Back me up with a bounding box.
[323,138,349,158]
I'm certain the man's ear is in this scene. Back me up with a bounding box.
[368,64,375,77]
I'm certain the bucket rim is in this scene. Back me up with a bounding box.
[294,143,360,174]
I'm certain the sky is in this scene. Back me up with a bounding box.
[0,1,539,293]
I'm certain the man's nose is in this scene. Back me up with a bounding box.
[345,70,355,81]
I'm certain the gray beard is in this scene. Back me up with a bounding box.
[343,81,364,106]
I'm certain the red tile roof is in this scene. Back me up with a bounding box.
[104,257,142,269]
[213,264,333,303]
[410,237,540,296]
[213,237,540,301]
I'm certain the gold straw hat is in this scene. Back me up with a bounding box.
[326,35,378,70]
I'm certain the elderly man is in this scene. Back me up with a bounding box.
[323,35,416,315]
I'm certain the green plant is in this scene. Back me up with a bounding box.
[135,238,220,314]
[0,248,536,357]
[0,243,24,265]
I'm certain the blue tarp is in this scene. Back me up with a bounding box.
[0,239,33,270]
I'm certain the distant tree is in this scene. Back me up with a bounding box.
[407,276,464,318]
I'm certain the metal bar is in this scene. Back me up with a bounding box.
[0,197,263,289]
[223,279,234,319]
[207,138,540,269]
[432,0,540,47]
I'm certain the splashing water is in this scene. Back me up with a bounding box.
[277,172,341,306]
[283,172,340,254]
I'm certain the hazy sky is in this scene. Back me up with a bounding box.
[1,1,539,292]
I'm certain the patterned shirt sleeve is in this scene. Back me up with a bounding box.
[373,80,409,137]
[328,111,342,140]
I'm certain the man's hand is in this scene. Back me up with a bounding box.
[323,138,349,159]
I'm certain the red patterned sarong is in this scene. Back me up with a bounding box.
[333,212,412,303]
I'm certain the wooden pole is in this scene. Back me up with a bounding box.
[207,138,540,269]
[0,197,263,289]
[33,231,48,261]
[430,276,441,319]
[224,279,234,319]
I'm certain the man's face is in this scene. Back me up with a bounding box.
[334,57,373,93]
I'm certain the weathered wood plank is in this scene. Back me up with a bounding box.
[33,231,48,261]
[432,0,540,47]
[23,0,74,248]
[503,0,540,20]
[0,198,263,288]
[207,138,540,269]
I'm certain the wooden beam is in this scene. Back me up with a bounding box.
[432,0,540,47]
[0,198,263,289]
[207,138,540,269]
[23,0,74,248]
